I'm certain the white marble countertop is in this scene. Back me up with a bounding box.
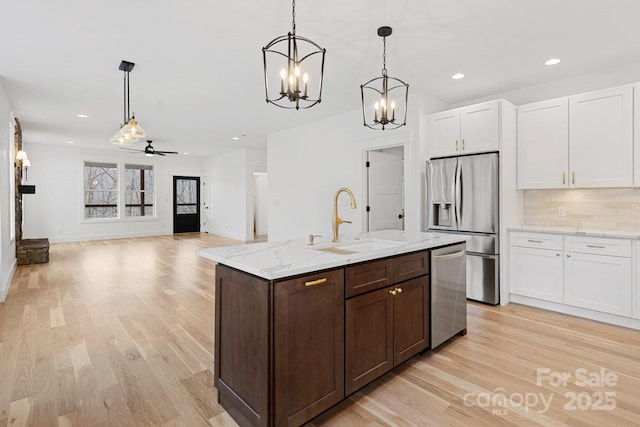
[197,230,467,280]
[507,225,640,240]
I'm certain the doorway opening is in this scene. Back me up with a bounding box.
[366,146,405,231]
[252,172,268,242]
[173,176,200,233]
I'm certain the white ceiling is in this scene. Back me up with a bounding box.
[2,0,640,157]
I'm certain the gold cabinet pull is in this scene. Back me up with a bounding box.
[586,244,605,249]
[455,140,459,151]
[566,254,571,258]
[305,278,327,287]
[562,172,566,185]
[527,239,543,243]
[556,253,561,257]
[572,172,575,185]
[389,289,397,296]
[462,139,465,150]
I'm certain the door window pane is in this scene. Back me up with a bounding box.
[84,162,118,219]
[176,179,197,214]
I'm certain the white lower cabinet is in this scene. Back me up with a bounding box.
[564,251,632,316]
[510,231,635,324]
[510,246,563,303]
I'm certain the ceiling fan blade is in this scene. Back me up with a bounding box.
[118,147,144,152]
[156,151,179,155]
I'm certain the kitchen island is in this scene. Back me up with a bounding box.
[198,230,467,427]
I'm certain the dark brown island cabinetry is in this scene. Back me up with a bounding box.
[214,250,431,427]
[345,251,429,395]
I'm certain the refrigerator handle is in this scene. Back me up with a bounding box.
[455,159,462,228]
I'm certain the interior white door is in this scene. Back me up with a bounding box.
[253,173,268,236]
[367,149,404,231]
[201,176,210,233]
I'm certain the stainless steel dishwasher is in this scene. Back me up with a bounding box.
[431,243,467,349]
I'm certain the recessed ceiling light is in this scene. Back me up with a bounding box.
[451,73,465,80]
[183,152,189,155]
[545,58,561,66]
[66,141,75,144]
[232,137,240,140]
[76,114,89,118]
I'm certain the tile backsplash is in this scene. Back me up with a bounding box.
[523,189,640,231]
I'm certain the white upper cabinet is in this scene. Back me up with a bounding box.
[428,100,500,158]
[569,85,633,188]
[634,83,640,186]
[517,84,633,189]
[517,98,569,189]
[429,110,460,158]
[460,101,500,155]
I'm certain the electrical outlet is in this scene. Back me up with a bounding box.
[558,206,566,217]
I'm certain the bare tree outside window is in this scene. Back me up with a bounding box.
[125,164,154,217]
[84,162,118,219]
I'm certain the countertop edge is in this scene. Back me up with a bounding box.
[197,231,468,280]
[507,225,640,240]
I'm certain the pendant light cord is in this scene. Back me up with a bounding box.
[126,70,131,122]
[291,0,296,35]
[382,36,387,77]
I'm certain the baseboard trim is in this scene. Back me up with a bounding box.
[208,229,247,241]
[46,230,173,244]
[0,259,17,303]
[510,294,640,330]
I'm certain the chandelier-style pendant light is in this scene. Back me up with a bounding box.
[262,0,326,110]
[111,60,146,146]
[361,27,409,130]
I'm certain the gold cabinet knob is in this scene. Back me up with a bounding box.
[389,289,397,296]
[396,287,403,294]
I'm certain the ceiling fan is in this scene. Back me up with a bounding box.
[119,140,179,157]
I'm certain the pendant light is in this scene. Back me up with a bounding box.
[361,27,409,130]
[262,0,326,110]
[111,60,146,145]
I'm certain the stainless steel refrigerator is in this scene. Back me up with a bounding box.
[426,152,500,304]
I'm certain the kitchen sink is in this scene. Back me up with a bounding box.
[315,239,402,254]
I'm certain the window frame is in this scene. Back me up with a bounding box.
[81,159,158,224]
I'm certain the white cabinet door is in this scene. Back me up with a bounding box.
[510,246,563,303]
[429,110,460,158]
[517,98,569,189]
[564,252,632,316]
[460,101,500,155]
[634,83,640,186]
[569,85,633,188]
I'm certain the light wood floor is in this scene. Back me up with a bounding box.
[1,233,639,426]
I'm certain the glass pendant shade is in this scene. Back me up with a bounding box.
[262,0,326,110]
[22,158,31,167]
[361,26,409,130]
[118,116,146,140]
[110,127,136,146]
[16,150,28,160]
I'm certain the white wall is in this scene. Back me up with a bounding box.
[267,92,449,242]
[206,149,267,241]
[0,79,16,301]
[21,143,205,243]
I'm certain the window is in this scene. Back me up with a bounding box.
[84,162,118,219]
[125,164,154,217]
[175,178,198,214]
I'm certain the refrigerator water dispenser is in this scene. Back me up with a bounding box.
[433,203,452,227]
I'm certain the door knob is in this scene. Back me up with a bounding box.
[398,214,403,219]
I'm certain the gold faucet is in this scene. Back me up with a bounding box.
[332,187,357,242]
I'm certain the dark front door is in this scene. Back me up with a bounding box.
[173,176,200,233]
